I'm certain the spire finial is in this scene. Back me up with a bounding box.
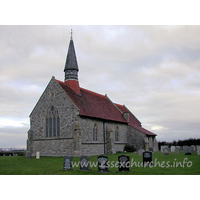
[70,29,73,40]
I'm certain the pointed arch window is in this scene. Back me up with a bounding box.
[45,106,60,138]
[93,124,98,141]
[115,126,119,142]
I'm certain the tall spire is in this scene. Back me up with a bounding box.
[64,29,79,81]
[64,30,81,95]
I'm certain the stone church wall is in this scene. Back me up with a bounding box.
[28,77,80,156]
[127,126,146,150]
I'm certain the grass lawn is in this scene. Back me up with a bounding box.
[0,151,199,175]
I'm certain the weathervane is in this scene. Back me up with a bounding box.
[70,29,73,40]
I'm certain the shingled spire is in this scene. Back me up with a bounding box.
[64,30,79,81]
[64,30,81,95]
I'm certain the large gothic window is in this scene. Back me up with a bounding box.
[93,124,98,141]
[115,126,119,142]
[45,106,60,137]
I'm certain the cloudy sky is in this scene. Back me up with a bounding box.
[0,25,200,148]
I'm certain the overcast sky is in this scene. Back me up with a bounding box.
[0,25,200,148]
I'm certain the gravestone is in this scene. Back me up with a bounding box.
[183,146,188,152]
[9,154,11,157]
[171,146,175,152]
[98,156,109,172]
[161,145,168,153]
[163,148,170,155]
[118,155,130,172]
[36,151,40,159]
[197,146,200,155]
[3,154,5,157]
[143,151,153,166]
[138,149,145,156]
[191,145,195,153]
[185,147,191,155]
[175,147,180,154]
[80,156,90,171]
[63,156,72,170]
[179,146,183,151]
[27,152,31,159]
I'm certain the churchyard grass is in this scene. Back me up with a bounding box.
[0,151,200,175]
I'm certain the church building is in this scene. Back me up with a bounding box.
[27,34,158,156]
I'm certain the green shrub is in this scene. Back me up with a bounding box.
[124,144,136,152]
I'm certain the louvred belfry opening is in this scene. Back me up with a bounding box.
[64,30,81,95]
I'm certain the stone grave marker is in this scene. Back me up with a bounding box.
[3,154,5,157]
[98,155,109,172]
[63,156,72,170]
[197,146,200,155]
[80,156,90,171]
[118,155,130,172]
[191,145,195,153]
[175,147,180,154]
[183,146,188,152]
[163,148,170,155]
[185,147,191,155]
[138,149,145,156]
[143,151,153,167]
[161,145,168,153]
[171,146,175,152]
[36,151,40,159]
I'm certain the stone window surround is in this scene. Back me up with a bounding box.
[45,105,60,138]
[93,123,98,142]
[115,126,119,142]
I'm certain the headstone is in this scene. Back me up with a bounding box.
[183,146,187,152]
[63,156,72,170]
[118,155,130,172]
[197,146,200,155]
[175,147,180,154]
[3,154,5,157]
[161,145,168,153]
[28,152,31,159]
[191,145,195,153]
[163,148,170,155]
[185,147,191,155]
[98,155,109,172]
[179,146,183,151]
[9,154,11,157]
[36,151,40,159]
[138,149,145,156]
[171,146,175,152]
[143,151,153,166]
[80,156,90,171]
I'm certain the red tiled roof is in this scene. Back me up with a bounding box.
[115,103,157,136]
[56,79,157,136]
[57,80,127,123]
